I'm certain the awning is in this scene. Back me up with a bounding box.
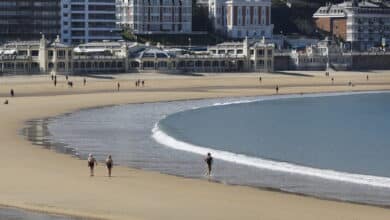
[73,48,107,53]
[3,49,16,55]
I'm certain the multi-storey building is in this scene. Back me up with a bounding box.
[61,0,121,45]
[313,0,390,51]
[117,0,192,34]
[209,0,273,39]
[0,0,61,42]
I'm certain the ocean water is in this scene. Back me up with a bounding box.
[0,206,82,220]
[24,91,390,206]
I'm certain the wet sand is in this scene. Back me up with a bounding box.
[1,71,390,220]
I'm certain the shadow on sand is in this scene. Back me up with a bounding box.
[271,71,314,77]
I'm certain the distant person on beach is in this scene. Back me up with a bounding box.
[54,78,57,87]
[4,99,8,105]
[331,77,334,84]
[276,85,279,94]
[105,155,113,177]
[88,154,98,176]
[65,75,68,81]
[10,89,14,97]
[366,75,369,81]
[117,82,120,91]
[51,74,54,81]
[83,78,86,86]
[205,153,213,177]
[142,80,145,87]
[259,77,262,83]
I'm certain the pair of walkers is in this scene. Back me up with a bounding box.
[87,154,113,177]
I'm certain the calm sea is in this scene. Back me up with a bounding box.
[25,91,390,206]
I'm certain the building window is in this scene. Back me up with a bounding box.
[31,50,39,56]
[57,50,66,58]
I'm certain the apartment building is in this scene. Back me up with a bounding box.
[0,0,61,42]
[209,0,273,39]
[117,0,192,34]
[61,0,121,45]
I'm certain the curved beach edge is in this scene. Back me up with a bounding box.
[2,72,390,220]
[152,91,390,190]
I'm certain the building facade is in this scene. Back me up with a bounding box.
[0,37,273,75]
[61,0,121,45]
[117,0,192,34]
[0,35,72,74]
[0,0,61,42]
[209,0,273,39]
[313,0,390,51]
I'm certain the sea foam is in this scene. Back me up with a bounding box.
[152,90,390,189]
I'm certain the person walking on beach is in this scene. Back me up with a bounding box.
[105,155,113,177]
[259,76,262,83]
[10,89,14,97]
[205,153,213,177]
[117,82,120,91]
[366,75,369,81]
[83,78,87,86]
[88,154,98,176]
[65,74,69,81]
[275,85,279,94]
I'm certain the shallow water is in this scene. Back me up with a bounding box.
[0,207,81,220]
[24,91,390,206]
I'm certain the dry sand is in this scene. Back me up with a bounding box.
[1,71,390,220]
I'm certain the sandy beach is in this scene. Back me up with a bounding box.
[1,70,390,220]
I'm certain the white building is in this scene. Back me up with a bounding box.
[61,0,121,45]
[209,0,273,39]
[117,0,192,34]
[313,0,390,51]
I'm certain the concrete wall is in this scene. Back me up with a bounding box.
[274,55,291,71]
[352,54,390,70]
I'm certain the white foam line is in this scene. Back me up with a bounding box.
[152,124,390,188]
[152,91,390,189]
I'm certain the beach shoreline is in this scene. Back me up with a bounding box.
[2,71,390,220]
